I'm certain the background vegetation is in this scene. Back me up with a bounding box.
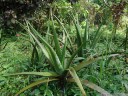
[0,0,128,96]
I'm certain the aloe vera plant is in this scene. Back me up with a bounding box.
[70,12,105,61]
[4,19,122,96]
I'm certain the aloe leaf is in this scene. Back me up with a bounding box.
[83,19,88,49]
[69,67,86,96]
[82,80,113,96]
[73,16,83,57]
[15,78,58,96]
[74,17,82,45]
[74,54,120,71]
[47,47,64,74]
[4,72,59,77]
[91,24,102,49]
[26,23,50,61]
[67,78,113,96]
[46,23,50,41]
[61,38,67,68]
[51,20,62,60]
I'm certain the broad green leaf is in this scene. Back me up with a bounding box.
[4,72,59,77]
[82,80,113,96]
[74,54,120,71]
[15,78,58,96]
[69,67,86,96]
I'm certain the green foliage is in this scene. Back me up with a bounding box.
[0,36,32,95]
[0,0,128,96]
[4,18,123,96]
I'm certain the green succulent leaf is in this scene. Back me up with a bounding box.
[67,78,113,96]
[61,38,67,68]
[90,24,102,49]
[15,78,58,96]
[69,67,86,96]
[82,80,113,96]
[4,72,59,77]
[73,15,83,57]
[26,22,50,60]
[74,54,120,71]
[51,19,62,60]
[83,19,88,49]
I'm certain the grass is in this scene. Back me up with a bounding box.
[0,35,32,95]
